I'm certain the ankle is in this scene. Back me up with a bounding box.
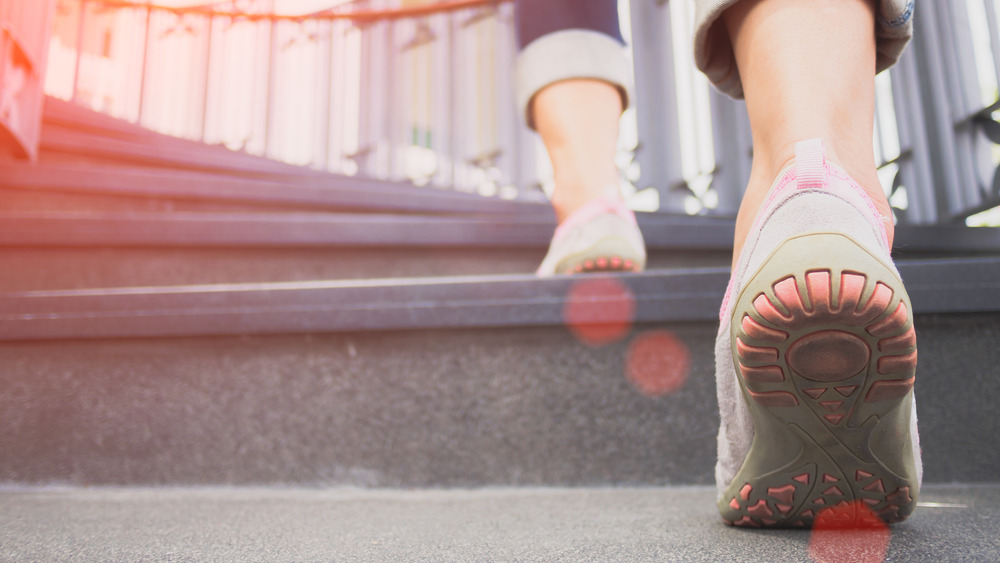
[731,144,893,270]
[819,147,894,248]
[837,164,894,248]
[550,181,621,224]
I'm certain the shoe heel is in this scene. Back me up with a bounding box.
[719,232,919,527]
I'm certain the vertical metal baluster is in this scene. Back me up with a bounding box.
[386,16,398,179]
[429,12,447,187]
[370,2,384,178]
[326,20,347,174]
[494,4,516,198]
[137,2,152,124]
[461,11,477,192]
[943,3,982,119]
[71,0,87,103]
[263,4,278,157]
[368,8,382,178]
[249,7,260,152]
[200,13,214,142]
[355,16,368,176]
[371,6,386,178]
[219,6,230,148]
[628,0,684,212]
[417,17,427,182]
[708,91,751,217]
[985,0,1000,96]
[331,19,346,174]
[357,12,373,177]
[914,5,971,221]
[421,17,431,183]
[506,3,538,201]
[398,16,412,182]
[947,1,996,211]
[499,4,517,196]
[940,1,990,215]
[981,0,1000,206]
[486,9,499,195]
[480,11,494,193]
[888,50,936,224]
[419,16,432,183]
[499,3,518,197]
[319,18,333,171]
[448,10,458,189]
[469,10,485,193]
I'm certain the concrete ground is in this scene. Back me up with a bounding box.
[1,484,996,562]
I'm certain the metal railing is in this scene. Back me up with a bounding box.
[620,0,1000,225]
[46,0,536,200]
[45,0,1000,225]
[897,0,1000,226]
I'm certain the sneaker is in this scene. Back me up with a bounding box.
[536,193,646,276]
[715,139,921,528]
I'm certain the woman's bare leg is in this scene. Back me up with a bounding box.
[723,0,892,269]
[532,78,623,224]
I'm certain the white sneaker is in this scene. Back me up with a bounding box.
[536,194,646,276]
[715,139,921,528]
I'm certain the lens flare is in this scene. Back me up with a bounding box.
[562,277,635,347]
[808,500,890,563]
[625,329,691,397]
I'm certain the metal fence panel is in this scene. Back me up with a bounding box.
[38,0,1000,225]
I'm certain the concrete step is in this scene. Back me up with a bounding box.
[39,96,372,179]
[0,245,731,291]
[0,212,732,289]
[1,264,998,487]
[0,161,552,216]
[2,259,995,339]
[0,246,552,291]
[2,203,998,289]
[5,97,997,495]
[0,180,732,288]
[25,95,554,218]
[0,129,737,286]
[1,484,997,562]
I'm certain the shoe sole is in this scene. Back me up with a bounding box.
[554,235,645,275]
[719,233,918,528]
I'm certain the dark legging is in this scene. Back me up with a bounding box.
[513,0,914,103]
[514,0,623,50]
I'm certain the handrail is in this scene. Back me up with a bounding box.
[86,0,511,22]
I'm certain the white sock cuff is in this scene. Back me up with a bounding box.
[514,30,632,129]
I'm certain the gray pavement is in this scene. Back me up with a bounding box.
[2,484,997,562]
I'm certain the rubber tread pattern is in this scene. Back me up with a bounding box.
[719,233,918,528]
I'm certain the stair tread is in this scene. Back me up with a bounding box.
[0,160,552,216]
[0,209,733,248]
[0,269,729,340]
[2,257,998,341]
[4,208,1000,253]
[41,96,337,178]
[1,484,996,561]
[1,312,996,487]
